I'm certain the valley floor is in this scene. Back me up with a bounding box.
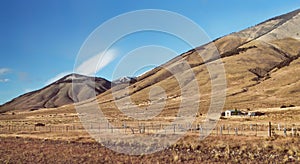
[1,106,300,163]
[0,135,299,163]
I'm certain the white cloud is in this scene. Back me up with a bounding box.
[0,78,9,83]
[25,72,72,93]
[76,49,118,75]
[44,71,72,85]
[0,68,10,75]
[24,88,35,93]
[0,68,11,83]
[44,49,118,86]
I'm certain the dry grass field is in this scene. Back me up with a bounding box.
[0,134,299,163]
[0,105,300,163]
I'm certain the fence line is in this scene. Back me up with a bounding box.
[0,122,299,138]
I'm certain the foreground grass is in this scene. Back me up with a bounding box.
[0,135,299,163]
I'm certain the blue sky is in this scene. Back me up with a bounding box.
[0,0,299,104]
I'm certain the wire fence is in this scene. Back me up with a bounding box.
[0,122,299,138]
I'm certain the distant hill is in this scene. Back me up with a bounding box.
[112,76,137,85]
[0,73,111,112]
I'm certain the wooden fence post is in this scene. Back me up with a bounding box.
[255,124,258,136]
[220,126,223,136]
[228,126,230,135]
[173,124,176,134]
[268,122,272,137]
[123,122,126,134]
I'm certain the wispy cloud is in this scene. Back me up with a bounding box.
[24,88,35,93]
[44,49,117,86]
[44,71,72,85]
[0,78,9,83]
[0,68,10,75]
[76,49,118,75]
[24,87,41,93]
[0,68,11,83]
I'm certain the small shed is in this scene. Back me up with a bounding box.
[248,112,255,117]
[248,111,265,117]
[225,109,242,117]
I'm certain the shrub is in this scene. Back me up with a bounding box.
[35,123,45,127]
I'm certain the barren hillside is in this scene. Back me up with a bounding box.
[93,8,300,115]
[1,9,300,115]
[0,74,111,112]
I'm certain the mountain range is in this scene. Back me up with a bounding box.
[1,9,300,113]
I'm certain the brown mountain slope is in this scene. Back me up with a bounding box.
[1,9,300,115]
[89,8,300,116]
[0,74,111,112]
